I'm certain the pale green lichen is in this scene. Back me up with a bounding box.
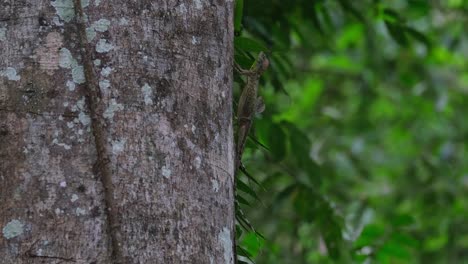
[0,67,21,81]
[71,65,85,84]
[67,80,76,91]
[86,27,96,41]
[99,79,110,90]
[53,16,64,26]
[177,3,188,14]
[76,96,86,110]
[162,166,172,178]
[211,178,219,192]
[52,138,72,150]
[141,83,153,105]
[51,0,74,22]
[93,19,111,32]
[51,0,89,22]
[0,27,6,41]
[194,156,202,169]
[96,39,114,53]
[101,66,112,77]
[103,99,124,119]
[93,59,101,66]
[119,18,129,26]
[58,48,75,68]
[112,138,127,154]
[2,219,24,239]
[81,0,89,8]
[194,0,203,9]
[86,19,111,41]
[78,112,91,126]
[218,228,233,264]
[58,48,85,84]
[75,208,86,216]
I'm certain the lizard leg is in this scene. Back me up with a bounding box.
[255,96,265,114]
[234,63,257,76]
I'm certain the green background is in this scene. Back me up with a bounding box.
[233,0,468,263]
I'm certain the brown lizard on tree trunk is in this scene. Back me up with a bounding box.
[235,52,269,173]
[233,51,269,264]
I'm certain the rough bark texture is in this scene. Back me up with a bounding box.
[0,0,235,263]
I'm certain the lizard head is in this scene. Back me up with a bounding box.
[256,52,269,73]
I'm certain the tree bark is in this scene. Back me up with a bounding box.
[0,0,235,263]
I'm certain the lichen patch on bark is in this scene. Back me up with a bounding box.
[0,67,21,81]
[218,227,233,264]
[0,27,6,41]
[96,39,114,53]
[2,220,24,239]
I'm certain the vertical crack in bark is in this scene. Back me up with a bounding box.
[72,1,124,262]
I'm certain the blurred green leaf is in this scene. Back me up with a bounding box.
[242,232,265,258]
[385,22,409,46]
[234,0,244,34]
[237,178,260,201]
[378,240,411,260]
[355,224,385,248]
[391,214,415,227]
[235,37,268,52]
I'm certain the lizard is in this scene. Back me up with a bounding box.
[234,51,269,174]
[233,51,269,264]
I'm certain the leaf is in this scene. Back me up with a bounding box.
[271,53,293,79]
[236,206,264,239]
[271,71,288,95]
[239,165,263,189]
[235,37,268,52]
[236,224,243,239]
[275,184,297,203]
[236,194,251,206]
[271,21,291,50]
[391,214,415,227]
[354,224,385,249]
[237,245,253,258]
[237,178,260,201]
[236,210,252,232]
[248,135,269,151]
[378,240,411,259]
[310,3,325,35]
[385,21,409,46]
[241,232,265,258]
[283,122,320,183]
[266,123,287,162]
[382,8,404,23]
[336,0,365,22]
[424,233,448,251]
[390,232,419,248]
[404,26,432,49]
[407,0,430,18]
[234,51,255,70]
[234,0,244,34]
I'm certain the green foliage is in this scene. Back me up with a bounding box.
[233,0,468,263]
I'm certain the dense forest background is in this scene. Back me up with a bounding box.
[233,0,468,263]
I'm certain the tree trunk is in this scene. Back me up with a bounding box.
[0,0,235,263]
